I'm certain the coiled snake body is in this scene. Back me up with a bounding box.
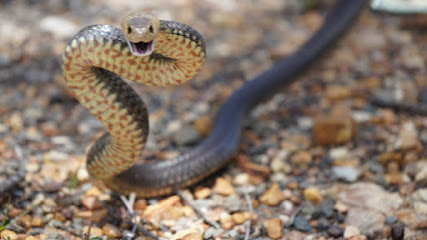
[64,1,366,197]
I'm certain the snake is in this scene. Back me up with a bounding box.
[63,0,366,197]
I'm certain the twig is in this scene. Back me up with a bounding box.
[371,97,427,116]
[177,190,220,229]
[120,193,160,240]
[243,192,253,240]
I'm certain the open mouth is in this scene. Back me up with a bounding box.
[127,39,155,57]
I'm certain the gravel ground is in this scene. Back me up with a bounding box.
[0,0,426,239]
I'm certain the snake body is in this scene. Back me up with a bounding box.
[64,0,366,197]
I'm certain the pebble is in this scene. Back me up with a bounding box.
[102,223,121,238]
[212,177,236,196]
[266,218,282,239]
[81,196,103,210]
[0,230,18,240]
[385,216,398,225]
[46,150,69,162]
[415,161,427,184]
[344,225,361,238]
[223,195,241,212]
[313,200,335,219]
[332,166,359,182]
[172,125,201,146]
[391,224,405,240]
[325,85,352,101]
[290,151,312,166]
[83,225,103,237]
[345,207,385,234]
[39,16,78,38]
[233,173,250,185]
[194,187,211,199]
[172,229,202,240]
[0,55,12,68]
[31,215,46,227]
[192,115,212,137]
[293,215,312,232]
[231,211,250,225]
[303,187,323,205]
[313,115,356,145]
[260,183,285,206]
[219,212,234,230]
[334,201,348,213]
[398,121,419,150]
[142,196,184,227]
[337,183,402,214]
[327,225,344,238]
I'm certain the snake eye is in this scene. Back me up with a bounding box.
[127,27,132,34]
[149,25,154,33]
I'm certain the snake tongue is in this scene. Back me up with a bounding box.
[127,39,155,57]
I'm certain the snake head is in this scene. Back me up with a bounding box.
[121,11,160,57]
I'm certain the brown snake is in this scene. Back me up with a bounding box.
[63,1,366,197]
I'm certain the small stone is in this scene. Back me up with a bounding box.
[266,218,282,239]
[81,196,103,210]
[85,186,103,196]
[332,166,359,182]
[303,187,323,205]
[142,196,184,227]
[102,223,121,238]
[415,163,427,184]
[233,173,250,185]
[219,212,234,230]
[334,201,348,213]
[398,121,419,150]
[0,230,18,240]
[345,207,385,234]
[77,168,89,181]
[344,225,361,238]
[46,150,69,161]
[313,115,356,145]
[134,199,147,211]
[39,16,78,38]
[283,231,308,240]
[396,209,417,225]
[82,225,103,237]
[314,200,335,219]
[54,212,66,222]
[327,225,344,238]
[337,183,402,214]
[384,173,404,185]
[271,157,286,172]
[74,209,108,222]
[260,183,285,206]
[231,212,250,225]
[325,85,352,101]
[293,215,312,232]
[413,201,427,215]
[192,115,212,137]
[0,55,12,68]
[385,216,398,225]
[290,151,312,166]
[173,125,201,146]
[25,236,37,240]
[212,177,236,196]
[391,224,404,240]
[31,215,46,227]
[194,187,211,199]
[172,229,202,240]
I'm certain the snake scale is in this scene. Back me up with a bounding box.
[63,0,366,197]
